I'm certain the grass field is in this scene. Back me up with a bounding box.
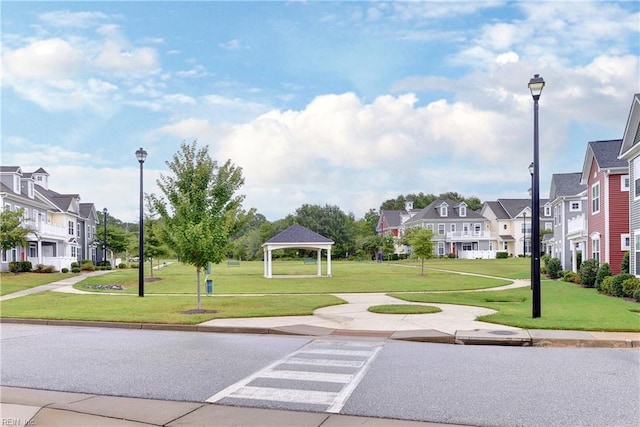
[0,272,79,296]
[1,257,638,331]
[69,260,511,294]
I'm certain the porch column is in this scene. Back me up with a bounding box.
[571,243,578,273]
[327,248,332,277]
[317,249,322,276]
[37,240,43,265]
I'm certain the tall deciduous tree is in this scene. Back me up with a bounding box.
[150,141,249,310]
[0,208,33,252]
[408,228,434,275]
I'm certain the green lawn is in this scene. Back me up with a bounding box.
[390,281,640,331]
[1,257,638,331]
[0,272,79,296]
[0,292,345,324]
[70,260,510,294]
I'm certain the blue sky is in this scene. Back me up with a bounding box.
[2,1,639,222]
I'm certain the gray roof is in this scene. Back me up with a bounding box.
[79,203,95,219]
[36,187,78,212]
[406,199,483,224]
[0,166,21,173]
[589,139,626,169]
[549,173,586,199]
[379,210,404,228]
[489,198,551,219]
[266,224,333,244]
[485,201,509,219]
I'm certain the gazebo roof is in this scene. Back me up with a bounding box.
[264,224,333,245]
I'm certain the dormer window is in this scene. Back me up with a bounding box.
[27,181,34,198]
[440,203,448,217]
[13,175,20,193]
[459,204,467,217]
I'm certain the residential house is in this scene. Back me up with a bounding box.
[403,199,494,258]
[376,199,419,255]
[482,199,553,258]
[617,93,640,276]
[547,173,587,272]
[0,166,99,271]
[581,139,629,274]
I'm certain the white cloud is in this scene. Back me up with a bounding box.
[38,10,110,28]
[218,39,242,50]
[3,38,86,79]
[94,40,158,73]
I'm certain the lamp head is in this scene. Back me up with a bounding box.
[528,162,534,176]
[528,74,545,100]
[103,207,108,215]
[135,147,148,163]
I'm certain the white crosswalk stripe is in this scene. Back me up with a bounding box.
[206,338,385,413]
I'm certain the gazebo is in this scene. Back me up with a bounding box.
[262,224,334,278]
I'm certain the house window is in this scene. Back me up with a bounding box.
[503,242,508,251]
[524,238,532,255]
[459,205,467,217]
[29,243,37,257]
[592,236,600,262]
[71,246,78,258]
[544,222,553,231]
[68,221,74,235]
[1,250,6,262]
[591,183,600,214]
[474,223,481,235]
[635,230,640,276]
[462,243,472,251]
[4,203,11,211]
[450,224,456,232]
[440,205,448,217]
[521,222,532,234]
[503,224,507,230]
[621,175,630,192]
[426,224,434,232]
[27,181,34,198]
[544,205,551,216]
[622,234,630,251]
[462,223,470,235]
[438,242,445,256]
[438,224,445,235]
[634,158,640,200]
[570,201,581,212]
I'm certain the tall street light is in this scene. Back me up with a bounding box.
[528,74,545,318]
[136,147,147,297]
[103,207,108,266]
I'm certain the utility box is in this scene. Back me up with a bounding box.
[206,278,213,294]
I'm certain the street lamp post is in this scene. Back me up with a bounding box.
[528,74,545,318]
[136,147,148,297]
[102,207,108,266]
[523,212,527,256]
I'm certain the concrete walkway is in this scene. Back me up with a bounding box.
[0,270,115,301]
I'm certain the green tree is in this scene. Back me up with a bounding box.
[294,204,355,258]
[149,141,249,310]
[0,208,33,252]
[409,228,434,275]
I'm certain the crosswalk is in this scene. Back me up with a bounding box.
[206,338,385,413]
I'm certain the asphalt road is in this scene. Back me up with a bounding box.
[2,324,639,426]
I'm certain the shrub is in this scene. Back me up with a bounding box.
[447,252,456,259]
[130,262,139,269]
[81,261,95,271]
[9,261,33,273]
[61,268,69,273]
[578,259,599,288]
[71,262,79,268]
[622,277,640,298]
[599,276,614,294]
[546,258,563,279]
[118,263,127,269]
[97,260,111,267]
[496,251,508,259]
[595,263,612,288]
[621,251,630,274]
[71,267,81,273]
[563,270,580,284]
[634,288,640,302]
[610,274,634,297]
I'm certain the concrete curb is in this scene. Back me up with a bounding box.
[1,318,638,348]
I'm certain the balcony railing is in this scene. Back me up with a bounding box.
[25,220,68,239]
[445,231,496,240]
[567,215,586,237]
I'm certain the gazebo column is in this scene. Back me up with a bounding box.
[327,247,332,277]
[268,248,273,278]
[263,247,267,277]
[317,249,322,276]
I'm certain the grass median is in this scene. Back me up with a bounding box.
[390,281,640,331]
[0,272,79,296]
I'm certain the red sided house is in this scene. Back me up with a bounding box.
[581,139,630,274]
